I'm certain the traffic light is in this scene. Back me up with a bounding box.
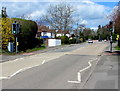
[19,25,22,33]
[12,23,17,34]
[16,23,20,34]
[109,21,113,31]
[12,22,21,34]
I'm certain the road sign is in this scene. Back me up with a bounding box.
[17,42,19,46]
[117,35,119,38]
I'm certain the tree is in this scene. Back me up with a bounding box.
[97,25,110,41]
[43,3,75,37]
[79,28,96,41]
[112,1,120,46]
[0,18,14,49]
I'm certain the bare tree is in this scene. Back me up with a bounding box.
[16,14,31,20]
[114,2,120,46]
[36,17,44,27]
[43,3,75,36]
[111,1,120,35]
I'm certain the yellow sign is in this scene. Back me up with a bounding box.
[17,42,19,46]
[116,38,118,40]
[117,35,119,38]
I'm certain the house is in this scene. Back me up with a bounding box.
[36,25,70,38]
[36,25,55,38]
[56,30,70,37]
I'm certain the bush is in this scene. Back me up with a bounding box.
[60,36,69,44]
[12,18,38,51]
[35,38,44,47]
[69,38,76,44]
[0,18,38,51]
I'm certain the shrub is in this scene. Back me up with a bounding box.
[60,36,69,44]
[11,18,38,51]
[35,38,44,47]
[0,18,38,51]
[69,38,76,44]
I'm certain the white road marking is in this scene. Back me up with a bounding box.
[68,81,81,83]
[0,77,8,80]
[0,61,46,80]
[68,58,98,84]
[77,72,81,82]
[42,60,46,64]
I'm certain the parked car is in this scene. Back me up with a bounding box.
[88,39,93,43]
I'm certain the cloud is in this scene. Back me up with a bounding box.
[28,10,46,20]
[2,2,49,19]
[81,20,88,25]
[81,0,95,4]
[75,1,110,20]
[90,27,98,30]
[1,1,115,28]
[1,0,119,2]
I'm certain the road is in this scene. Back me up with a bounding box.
[1,41,109,89]
[1,42,88,63]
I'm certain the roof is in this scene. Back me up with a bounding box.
[38,25,55,33]
[37,26,70,34]
[57,30,70,34]
[38,25,49,32]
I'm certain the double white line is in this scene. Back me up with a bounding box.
[68,58,98,83]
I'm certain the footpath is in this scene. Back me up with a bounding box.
[82,44,120,90]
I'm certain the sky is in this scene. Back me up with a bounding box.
[0,0,119,30]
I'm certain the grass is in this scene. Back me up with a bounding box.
[1,45,46,55]
[25,46,46,53]
[115,46,120,50]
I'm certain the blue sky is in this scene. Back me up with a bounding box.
[0,0,119,30]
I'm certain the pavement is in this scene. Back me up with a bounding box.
[82,43,120,89]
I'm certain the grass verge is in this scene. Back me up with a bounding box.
[115,46,120,50]
[26,46,46,53]
[1,46,46,55]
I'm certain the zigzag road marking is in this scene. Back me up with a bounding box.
[68,58,98,84]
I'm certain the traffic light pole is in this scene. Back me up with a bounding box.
[110,32,112,52]
[109,21,114,53]
[12,21,20,53]
[16,36,18,53]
